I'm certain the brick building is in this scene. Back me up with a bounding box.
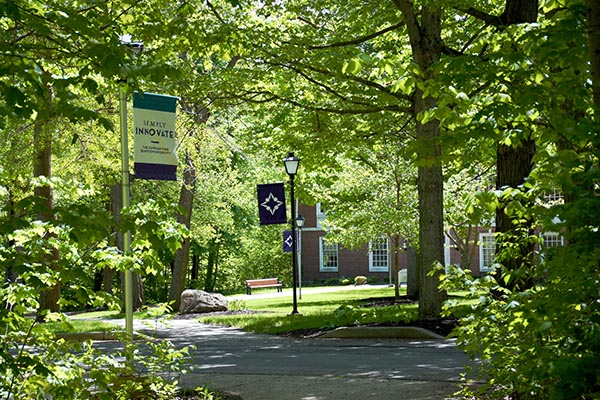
[295,203,563,285]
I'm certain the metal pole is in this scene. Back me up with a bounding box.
[298,225,302,300]
[296,200,303,300]
[119,84,134,369]
[290,174,299,315]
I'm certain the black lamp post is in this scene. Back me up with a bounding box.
[283,152,301,315]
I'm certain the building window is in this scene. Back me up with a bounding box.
[541,232,563,262]
[542,232,563,248]
[369,237,389,272]
[320,237,338,272]
[479,233,496,272]
[544,188,563,204]
[316,202,327,229]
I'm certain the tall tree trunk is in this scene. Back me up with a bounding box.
[203,231,222,293]
[500,0,538,25]
[111,184,144,311]
[493,0,538,293]
[392,235,401,301]
[131,275,144,310]
[588,0,600,111]
[204,236,219,292]
[110,183,124,297]
[35,113,61,316]
[4,189,18,311]
[494,140,536,291]
[191,251,199,281]
[105,184,126,294]
[168,150,196,310]
[394,0,447,319]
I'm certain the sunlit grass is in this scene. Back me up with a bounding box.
[199,286,421,334]
[68,305,171,321]
[39,319,121,334]
[60,286,474,336]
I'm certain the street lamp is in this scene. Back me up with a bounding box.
[119,36,143,369]
[283,152,301,315]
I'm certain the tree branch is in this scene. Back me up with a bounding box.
[455,6,503,27]
[206,0,227,24]
[221,89,411,115]
[264,59,411,103]
[309,22,405,50]
[391,0,422,51]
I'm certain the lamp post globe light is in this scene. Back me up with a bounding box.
[283,152,301,315]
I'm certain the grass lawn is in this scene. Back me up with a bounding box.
[42,306,169,334]
[46,286,473,337]
[38,319,121,335]
[198,286,420,335]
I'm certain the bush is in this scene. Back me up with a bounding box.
[354,276,367,285]
[228,299,247,311]
[441,237,600,400]
[0,316,194,399]
[323,278,341,286]
[0,186,193,399]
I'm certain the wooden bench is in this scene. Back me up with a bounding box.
[245,278,283,295]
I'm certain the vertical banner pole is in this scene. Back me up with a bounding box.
[296,199,302,300]
[290,175,299,315]
[119,84,134,370]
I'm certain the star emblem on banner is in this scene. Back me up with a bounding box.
[261,192,284,216]
[284,234,293,249]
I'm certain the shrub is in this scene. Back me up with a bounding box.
[0,186,193,399]
[228,299,247,311]
[324,278,341,286]
[354,276,367,285]
[441,237,600,400]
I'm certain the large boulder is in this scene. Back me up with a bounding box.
[179,289,228,314]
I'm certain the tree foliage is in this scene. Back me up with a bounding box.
[439,0,600,397]
[1,0,599,397]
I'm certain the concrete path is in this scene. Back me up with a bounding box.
[229,283,403,301]
[96,317,471,400]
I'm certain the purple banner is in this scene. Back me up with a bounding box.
[257,183,287,225]
[283,230,292,252]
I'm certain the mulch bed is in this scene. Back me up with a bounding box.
[174,309,269,319]
[280,296,459,338]
[175,296,458,339]
[177,389,244,400]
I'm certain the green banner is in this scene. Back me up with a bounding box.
[133,91,178,180]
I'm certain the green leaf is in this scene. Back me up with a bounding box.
[342,59,362,75]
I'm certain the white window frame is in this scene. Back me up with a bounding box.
[542,232,564,248]
[479,233,496,273]
[316,202,327,230]
[540,232,564,262]
[320,237,338,272]
[369,237,389,272]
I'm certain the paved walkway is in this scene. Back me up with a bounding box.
[229,283,403,301]
[96,313,472,400]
